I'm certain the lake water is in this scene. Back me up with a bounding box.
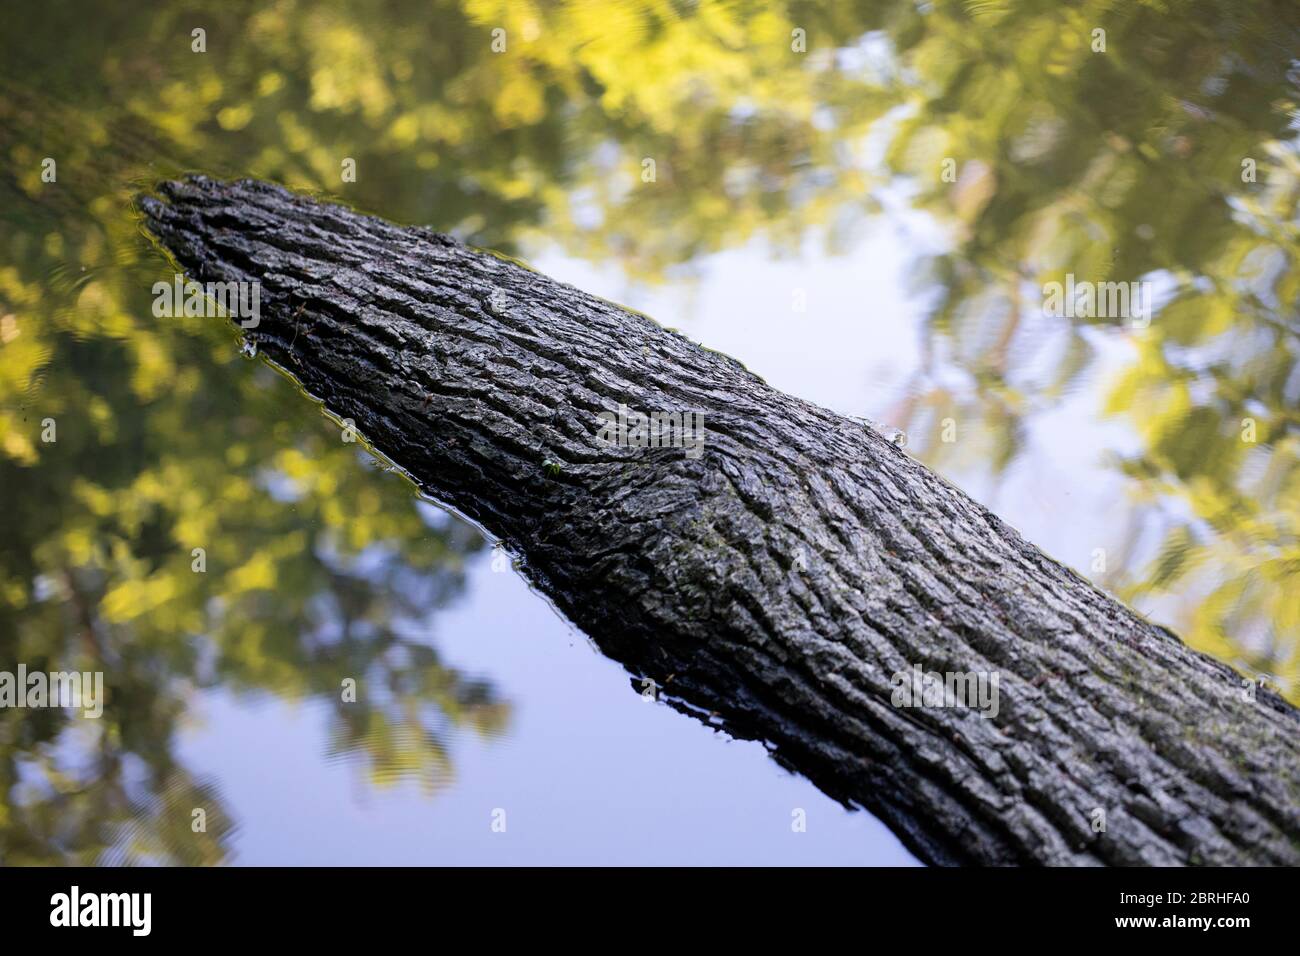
[1,0,1297,864]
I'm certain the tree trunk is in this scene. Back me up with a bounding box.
[139,176,1300,866]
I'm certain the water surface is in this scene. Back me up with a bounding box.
[1,0,1297,864]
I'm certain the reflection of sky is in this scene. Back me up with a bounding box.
[181,546,917,865]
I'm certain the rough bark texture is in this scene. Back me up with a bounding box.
[139,176,1300,867]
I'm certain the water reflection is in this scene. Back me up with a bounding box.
[0,299,501,863]
[0,112,501,859]
[877,1,1300,693]
[0,0,1297,863]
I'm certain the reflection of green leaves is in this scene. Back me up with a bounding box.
[878,2,1300,696]
[0,264,503,862]
[1,5,523,856]
[1148,525,1202,591]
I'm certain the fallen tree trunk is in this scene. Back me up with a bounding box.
[140,176,1300,866]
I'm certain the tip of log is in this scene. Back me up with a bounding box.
[137,175,459,256]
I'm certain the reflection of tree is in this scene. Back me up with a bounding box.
[0,261,504,862]
[0,38,506,858]
[0,257,503,862]
[873,1,1300,698]
[2,0,909,264]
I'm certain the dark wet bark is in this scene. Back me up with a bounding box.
[139,176,1300,867]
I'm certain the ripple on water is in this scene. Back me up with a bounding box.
[97,771,238,867]
[319,696,511,795]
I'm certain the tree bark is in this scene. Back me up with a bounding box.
[139,176,1300,866]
